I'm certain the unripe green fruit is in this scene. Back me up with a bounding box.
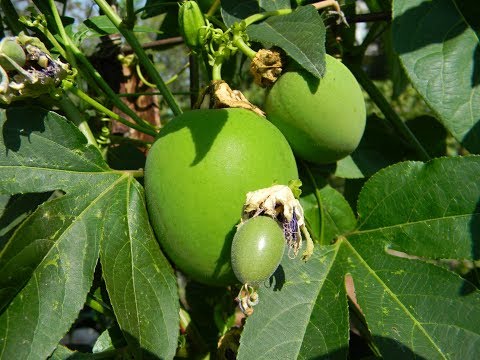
[265,55,366,164]
[0,38,26,71]
[145,108,298,286]
[231,216,285,285]
[178,1,206,51]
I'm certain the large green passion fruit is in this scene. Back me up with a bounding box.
[145,108,298,286]
[265,55,366,164]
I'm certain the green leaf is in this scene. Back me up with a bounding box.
[238,245,349,359]
[92,326,126,353]
[300,184,356,244]
[347,156,480,357]
[246,5,326,79]
[0,173,111,360]
[99,179,179,360]
[0,107,179,359]
[341,236,479,358]
[392,0,480,153]
[258,0,291,12]
[221,0,260,27]
[71,15,161,44]
[239,156,480,358]
[356,156,480,260]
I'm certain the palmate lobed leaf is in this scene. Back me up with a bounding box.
[0,107,179,359]
[239,156,480,358]
[392,0,480,154]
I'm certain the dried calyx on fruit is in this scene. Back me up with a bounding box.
[249,48,285,87]
[233,180,314,315]
[195,80,265,116]
[0,33,74,104]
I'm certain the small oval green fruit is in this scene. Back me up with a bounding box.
[231,216,285,285]
[0,38,26,71]
[178,1,207,51]
[265,55,366,164]
[145,108,298,286]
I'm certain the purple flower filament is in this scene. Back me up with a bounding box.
[283,208,299,246]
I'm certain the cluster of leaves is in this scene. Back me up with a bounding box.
[0,0,479,359]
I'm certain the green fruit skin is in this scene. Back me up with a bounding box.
[0,38,26,71]
[145,108,298,286]
[178,1,206,50]
[231,216,285,285]
[265,55,366,164]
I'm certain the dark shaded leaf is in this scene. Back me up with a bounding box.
[393,0,480,153]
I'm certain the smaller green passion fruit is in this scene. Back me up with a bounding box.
[231,216,285,286]
[0,38,26,71]
[265,54,366,164]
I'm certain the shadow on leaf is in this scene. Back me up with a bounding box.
[2,107,47,152]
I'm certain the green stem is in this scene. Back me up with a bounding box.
[233,35,256,59]
[124,0,135,29]
[112,169,145,178]
[301,161,326,246]
[94,0,182,116]
[348,64,431,161]
[212,59,223,80]
[243,8,292,27]
[68,85,158,137]
[43,28,68,60]
[86,293,115,317]
[58,95,99,148]
[136,61,190,88]
[206,0,220,17]
[48,0,77,67]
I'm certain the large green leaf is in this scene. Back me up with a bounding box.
[238,245,349,359]
[356,157,480,260]
[239,156,480,358]
[392,0,480,153]
[0,107,178,359]
[247,5,326,79]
